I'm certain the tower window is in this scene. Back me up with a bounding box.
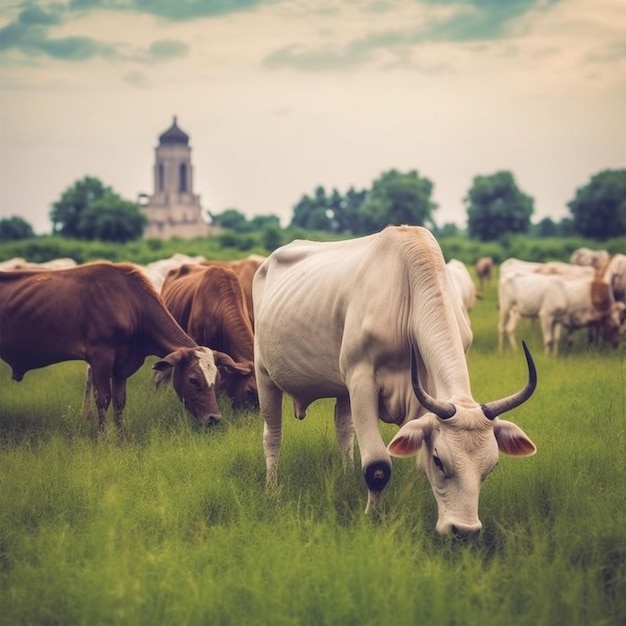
[158,164,165,193]
[179,164,187,192]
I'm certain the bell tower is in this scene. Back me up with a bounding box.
[140,116,211,239]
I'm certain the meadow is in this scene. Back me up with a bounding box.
[1,275,625,626]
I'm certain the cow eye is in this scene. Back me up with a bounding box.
[433,453,446,474]
[189,376,200,387]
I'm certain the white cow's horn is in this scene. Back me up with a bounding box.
[410,345,456,420]
[481,340,537,420]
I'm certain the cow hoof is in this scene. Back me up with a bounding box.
[363,460,391,492]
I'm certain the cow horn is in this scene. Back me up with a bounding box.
[410,345,456,420]
[481,340,537,420]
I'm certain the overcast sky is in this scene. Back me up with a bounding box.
[1,0,625,234]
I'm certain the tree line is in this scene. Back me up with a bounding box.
[1,168,625,244]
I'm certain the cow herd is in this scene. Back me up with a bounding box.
[497,254,626,355]
[0,231,623,537]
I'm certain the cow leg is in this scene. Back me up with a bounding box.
[82,365,96,422]
[258,369,284,490]
[334,394,355,470]
[503,307,520,352]
[497,306,509,352]
[346,369,392,513]
[552,321,563,356]
[539,312,555,355]
[111,377,127,428]
[90,361,113,431]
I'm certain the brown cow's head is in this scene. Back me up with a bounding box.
[599,303,626,347]
[214,351,259,410]
[152,346,223,426]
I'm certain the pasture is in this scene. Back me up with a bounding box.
[1,275,625,626]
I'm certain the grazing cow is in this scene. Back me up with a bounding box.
[0,257,77,270]
[446,259,479,317]
[201,255,265,325]
[498,270,624,354]
[499,258,544,280]
[0,257,27,270]
[139,253,205,292]
[499,272,567,354]
[474,256,494,289]
[254,225,537,538]
[0,262,240,429]
[600,253,626,314]
[534,261,596,280]
[570,247,610,270]
[161,263,258,409]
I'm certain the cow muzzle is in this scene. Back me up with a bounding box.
[197,413,221,427]
[437,518,482,540]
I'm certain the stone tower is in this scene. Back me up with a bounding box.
[139,116,212,239]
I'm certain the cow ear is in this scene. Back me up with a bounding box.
[152,351,183,389]
[213,351,253,375]
[387,419,430,458]
[494,420,537,456]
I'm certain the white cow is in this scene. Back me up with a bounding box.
[535,261,596,280]
[499,272,568,355]
[254,226,537,538]
[499,270,623,354]
[600,253,626,311]
[570,247,610,270]
[499,258,544,280]
[446,259,478,317]
[0,257,77,270]
[139,253,205,291]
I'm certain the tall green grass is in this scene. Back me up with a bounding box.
[1,284,625,625]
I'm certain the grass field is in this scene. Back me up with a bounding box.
[1,281,625,626]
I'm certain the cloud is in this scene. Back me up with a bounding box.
[0,9,117,61]
[68,0,274,21]
[586,39,626,64]
[146,39,189,61]
[263,29,421,72]
[262,0,563,72]
[17,5,64,26]
[422,0,561,41]
[0,2,190,65]
[0,4,114,61]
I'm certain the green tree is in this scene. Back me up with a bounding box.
[290,186,334,231]
[0,216,35,241]
[334,187,368,234]
[78,194,146,243]
[210,208,249,232]
[249,215,281,231]
[434,222,461,238]
[262,225,283,251]
[359,169,437,234]
[568,169,626,240]
[535,217,558,238]
[50,176,110,237]
[465,171,534,241]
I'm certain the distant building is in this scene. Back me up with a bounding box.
[139,116,213,239]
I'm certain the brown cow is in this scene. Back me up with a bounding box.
[200,255,265,325]
[475,256,494,289]
[161,263,259,410]
[0,262,245,429]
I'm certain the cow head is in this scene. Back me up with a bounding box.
[214,351,259,410]
[388,341,537,539]
[152,347,222,426]
[589,302,625,348]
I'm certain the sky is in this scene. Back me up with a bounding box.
[0,0,625,235]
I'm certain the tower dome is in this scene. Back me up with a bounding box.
[158,115,189,145]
